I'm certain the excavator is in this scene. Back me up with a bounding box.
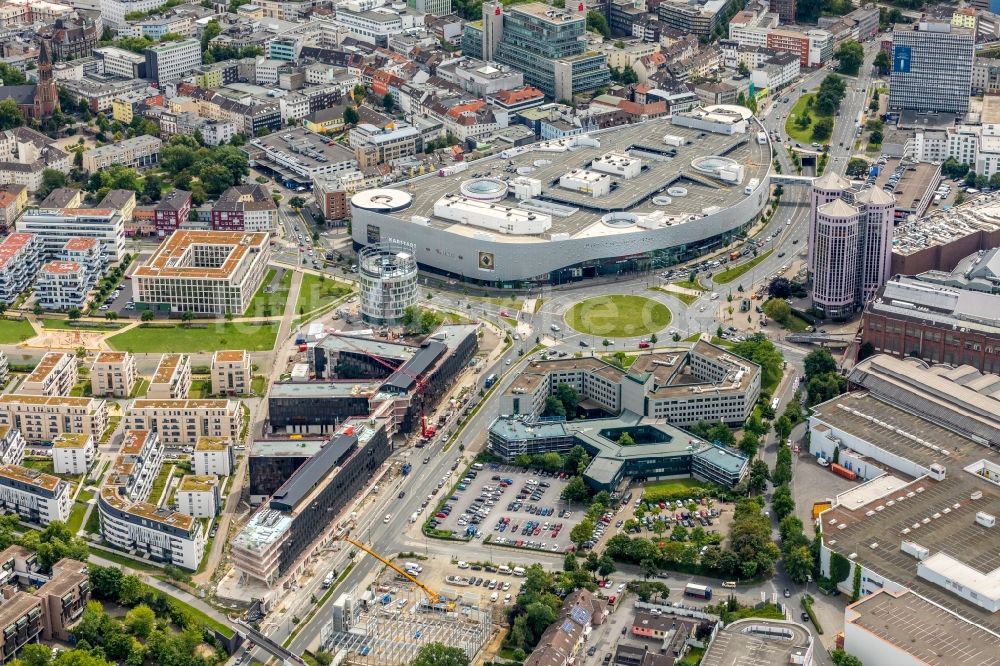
[345,538,454,610]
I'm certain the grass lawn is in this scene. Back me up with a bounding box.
[40,319,124,331]
[128,377,149,398]
[784,93,832,145]
[565,295,671,338]
[108,323,279,353]
[148,465,173,506]
[250,375,266,396]
[780,313,811,333]
[78,488,95,503]
[671,279,705,292]
[651,287,698,306]
[85,506,101,534]
[602,353,638,369]
[246,268,292,317]
[501,316,518,328]
[710,336,734,348]
[188,379,213,398]
[0,319,36,344]
[99,416,121,445]
[22,458,54,475]
[90,547,163,572]
[296,273,353,316]
[69,380,92,397]
[678,647,704,666]
[714,250,774,285]
[67,501,89,533]
[683,332,702,343]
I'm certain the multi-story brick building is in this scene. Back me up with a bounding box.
[153,190,192,237]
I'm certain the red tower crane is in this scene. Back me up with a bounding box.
[330,335,436,439]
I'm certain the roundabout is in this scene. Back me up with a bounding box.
[563,295,671,338]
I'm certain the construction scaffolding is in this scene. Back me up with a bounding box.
[320,583,492,666]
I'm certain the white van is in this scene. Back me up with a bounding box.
[472,463,484,470]
[403,562,422,573]
[497,565,512,575]
[512,566,526,577]
[710,292,719,301]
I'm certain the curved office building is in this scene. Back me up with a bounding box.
[357,242,419,325]
[351,113,771,286]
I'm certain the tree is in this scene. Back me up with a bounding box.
[412,642,469,666]
[811,116,834,143]
[772,484,794,520]
[68,307,81,320]
[768,277,792,299]
[869,127,883,145]
[834,40,864,76]
[749,459,770,494]
[738,431,760,459]
[586,10,610,37]
[617,432,635,447]
[570,518,594,546]
[19,644,52,666]
[561,476,591,503]
[124,605,156,638]
[382,93,395,112]
[774,415,792,442]
[873,48,890,76]
[37,169,67,200]
[554,383,579,418]
[857,341,876,361]
[830,650,864,666]
[0,62,26,85]
[289,196,306,209]
[200,18,221,51]
[180,310,195,323]
[140,310,155,321]
[343,106,359,125]
[804,349,837,379]
[105,311,119,321]
[597,556,616,578]
[846,158,870,178]
[640,558,658,580]
[784,544,814,584]
[763,299,791,325]
[0,98,25,131]
[542,395,566,418]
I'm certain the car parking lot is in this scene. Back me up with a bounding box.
[427,464,579,555]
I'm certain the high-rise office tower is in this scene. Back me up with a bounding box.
[483,1,503,62]
[808,173,895,319]
[889,21,974,114]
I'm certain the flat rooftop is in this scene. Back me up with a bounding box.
[24,352,72,386]
[701,619,811,666]
[251,438,327,458]
[95,351,129,364]
[214,350,248,363]
[195,436,230,451]
[179,475,217,492]
[846,589,1000,665]
[372,116,770,243]
[249,127,356,174]
[152,353,186,385]
[133,230,269,281]
[822,473,1000,635]
[892,195,1000,257]
[313,334,416,363]
[0,464,63,493]
[269,381,382,398]
[874,158,940,214]
[52,433,91,449]
[130,399,236,411]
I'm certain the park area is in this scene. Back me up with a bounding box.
[784,94,832,145]
[0,319,36,344]
[296,273,353,317]
[564,295,670,338]
[108,322,279,353]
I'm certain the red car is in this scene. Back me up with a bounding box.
[638,341,650,349]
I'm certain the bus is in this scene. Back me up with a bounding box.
[684,583,713,600]
[485,374,498,389]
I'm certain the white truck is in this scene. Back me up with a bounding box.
[409,512,419,524]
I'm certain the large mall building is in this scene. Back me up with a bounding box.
[350,107,772,286]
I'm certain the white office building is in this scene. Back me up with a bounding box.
[144,39,202,85]
[16,209,126,262]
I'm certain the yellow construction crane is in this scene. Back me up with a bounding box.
[345,538,453,609]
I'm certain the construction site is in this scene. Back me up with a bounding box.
[319,552,494,666]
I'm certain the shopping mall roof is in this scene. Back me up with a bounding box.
[369,115,770,242]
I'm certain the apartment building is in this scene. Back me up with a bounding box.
[35,261,89,311]
[0,465,72,526]
[348,123,422,167]
[82,136,162,173]
[123,399,244,446]
[0,233,40,304]
[0,426,24,467]
[148,353,191,400]
[52,433,95,476]
[131,231,270,315]
[153,190,191,237]
[210,185,278,233]
[176,475,220,518]
[0,589,43,662]
[0,128,70,195]
[16,208,126,262]
[211,349,252,396]
[38,558,90,642]
[90,351,137,399]
[21,352,77,398]
[63,237,104,287]
[0,396,109,443]
[98,429,206,569]
[193,436,234,476]
[0,185,27,233]
[144,38,202,85]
